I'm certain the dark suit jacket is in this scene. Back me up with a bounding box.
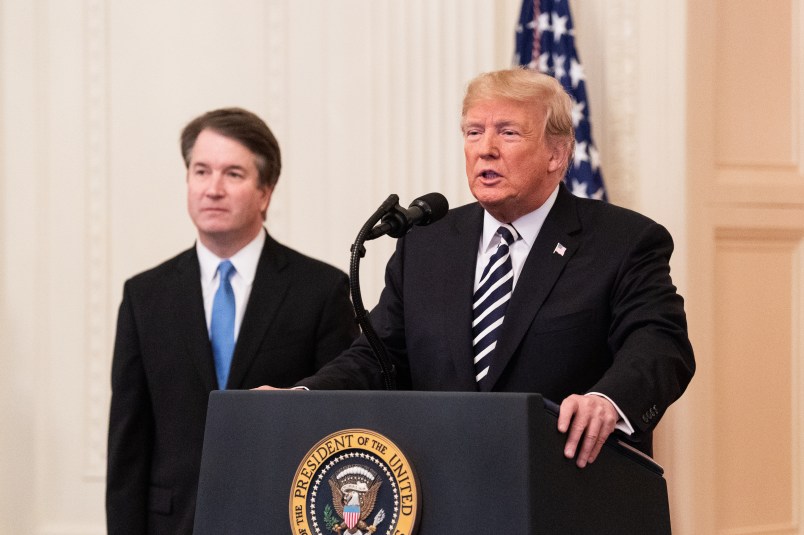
[106,232,358,535]
[299,185,695,455]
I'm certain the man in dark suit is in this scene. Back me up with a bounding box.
[292,69,695,467]
[106,108,358,534]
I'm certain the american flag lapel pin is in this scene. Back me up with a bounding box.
[553,243,566,256]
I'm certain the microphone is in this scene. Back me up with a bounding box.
[366,193,449,240]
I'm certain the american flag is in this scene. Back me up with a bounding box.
[515,0,607,201]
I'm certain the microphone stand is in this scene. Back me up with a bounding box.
[349,194,399,390]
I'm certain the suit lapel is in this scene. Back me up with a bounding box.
[172,249,219,392]
[226,232,289,389]
[485,186,582,390]
[440,205,485,390]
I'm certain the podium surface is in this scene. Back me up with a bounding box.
[195,390,670,534]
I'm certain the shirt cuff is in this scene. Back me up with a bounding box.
[586,392,635,435]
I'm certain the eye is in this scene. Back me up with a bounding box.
[227,170,244,179]
[464,129,481,138]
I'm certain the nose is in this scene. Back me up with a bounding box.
[205,172,225,197]
[479,133,499,159]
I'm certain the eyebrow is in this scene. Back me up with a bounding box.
[190,162,248,172]
[223,164,247,172]
[461,119,522,130]
[493,119,521,129]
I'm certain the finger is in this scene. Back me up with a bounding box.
[586,403,618,464]
[586,432,609,465]
[557,396,580,433]
[587,416,616,464]
[564,414,590,460]
[575,417,603,468]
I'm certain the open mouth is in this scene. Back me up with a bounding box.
[479,170,501,179]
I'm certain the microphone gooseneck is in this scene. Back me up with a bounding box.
[349,193,449,390]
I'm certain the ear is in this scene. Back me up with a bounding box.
[260,186,274,220]
[547,139,572,174]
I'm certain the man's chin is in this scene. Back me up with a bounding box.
[470,183,507,202]
[475,196,520,223]
[193,214,232,232]
[474,194,507,212]
[196,224,236,241]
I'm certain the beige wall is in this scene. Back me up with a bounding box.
[683,0,804,533]
[1,0,766,533]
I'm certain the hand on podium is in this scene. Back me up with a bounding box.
[557,394,618,468]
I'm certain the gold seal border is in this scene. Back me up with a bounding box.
[289,428,419,535]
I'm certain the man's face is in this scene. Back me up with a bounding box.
[186,129,271,255]
[462,98,565,222]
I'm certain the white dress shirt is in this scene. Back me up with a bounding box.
[474,186,559,292]
[196,229,265,341]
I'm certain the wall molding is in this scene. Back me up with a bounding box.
[603,0,638,208]
[263,0,289,231]
[84,0,109,480]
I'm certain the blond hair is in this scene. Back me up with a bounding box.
[462,68,575,171]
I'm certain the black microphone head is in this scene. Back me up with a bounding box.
[410,192,449,226]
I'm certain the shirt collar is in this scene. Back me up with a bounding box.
[481,184,560,252]
[196,228,266,284]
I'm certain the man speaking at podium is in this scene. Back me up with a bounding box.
[287,68,695,468]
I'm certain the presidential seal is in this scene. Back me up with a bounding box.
[290,429,419,535]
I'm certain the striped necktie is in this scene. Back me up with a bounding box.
[210,260,236,389]
[472,225,519,390]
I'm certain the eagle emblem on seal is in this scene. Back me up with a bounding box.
[326,464,386,534]
[290,429,419,535]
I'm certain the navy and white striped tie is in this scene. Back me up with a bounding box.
[472,225,519,390]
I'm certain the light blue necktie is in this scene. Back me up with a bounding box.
[210,260,236,389]
[472,225,519,391]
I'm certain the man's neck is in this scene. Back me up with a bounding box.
[198,227,264,259]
